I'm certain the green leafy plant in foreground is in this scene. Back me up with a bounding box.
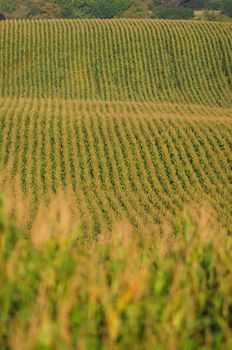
[0,197,232,349]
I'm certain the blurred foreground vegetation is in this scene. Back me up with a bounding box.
[0,197,232,349]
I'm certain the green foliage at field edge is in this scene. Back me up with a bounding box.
[1,0,231,19]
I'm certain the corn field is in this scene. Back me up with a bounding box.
[0,19,231,234]
[1,20,232,105]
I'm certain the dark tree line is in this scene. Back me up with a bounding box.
[0,0,231,19]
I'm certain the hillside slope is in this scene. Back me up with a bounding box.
[0,20,231,233]
[1,20,231,106]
